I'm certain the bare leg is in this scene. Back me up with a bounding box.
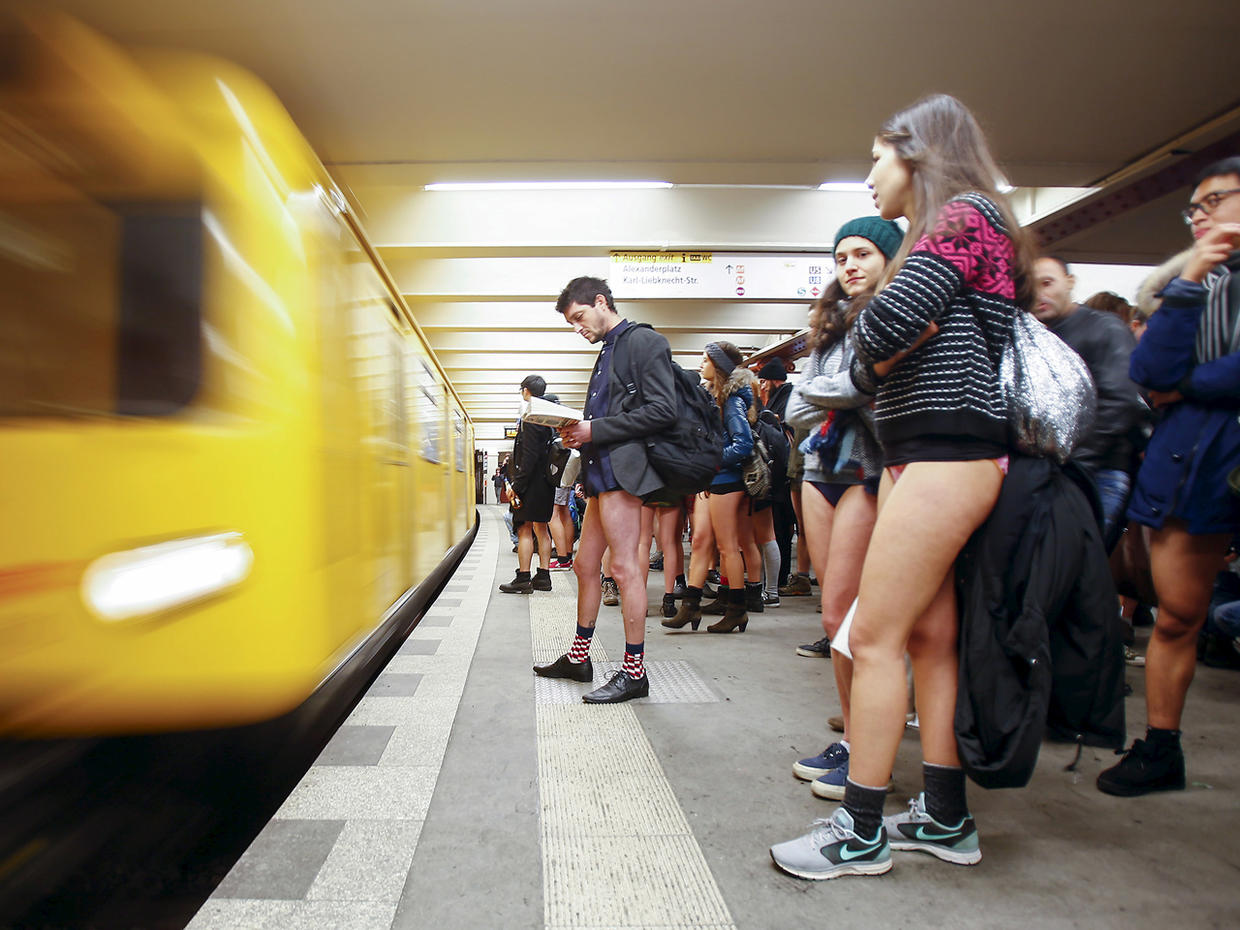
[1145,523,1230,729]
[709,491,747,592]
[686,493,716,587]
[550,504,573,559]
[533,522,552,571]
[516,521,534,573]
[658,505,686,593]
[738,508,762,583]
[821,485,877,740]
[791,484,810,577]
[801,482,837,631]
[572,503,607,629]
[597,490,652,645]
[847,461,1003,787]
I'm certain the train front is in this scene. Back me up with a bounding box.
[0,16,360,735]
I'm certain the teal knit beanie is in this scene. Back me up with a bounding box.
[833,217,904,260]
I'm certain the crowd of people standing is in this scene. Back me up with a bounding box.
[497,93,1239,882]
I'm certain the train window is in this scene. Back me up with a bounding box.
[0,200,202,417]
[115,204,203,415]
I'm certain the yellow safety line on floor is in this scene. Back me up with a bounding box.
[529,583,737,930]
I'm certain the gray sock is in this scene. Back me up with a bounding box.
[762,540,780,594]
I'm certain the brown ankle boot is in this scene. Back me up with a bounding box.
[707,588,749,633]
[662,590,702,631]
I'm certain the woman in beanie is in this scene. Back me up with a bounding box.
[664,340,762,633]
[783,216,900,803]
[772,94,1033,880]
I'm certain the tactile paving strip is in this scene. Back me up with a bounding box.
[534,660,720,705]
[529,579,736,930]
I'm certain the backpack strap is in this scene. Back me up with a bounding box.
[613,322,653,401]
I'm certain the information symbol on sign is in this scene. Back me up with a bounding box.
[736,286,745,296]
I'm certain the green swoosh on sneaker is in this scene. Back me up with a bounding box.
[914,825,963,842]
[837,841,882,862]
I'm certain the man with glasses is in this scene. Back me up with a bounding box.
[1097,157,1240,797]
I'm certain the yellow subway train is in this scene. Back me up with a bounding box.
[0,15,475,736]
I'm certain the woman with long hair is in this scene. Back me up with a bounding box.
[784,217,901,801]
[771,94,1033,880]
[664,341,761,633]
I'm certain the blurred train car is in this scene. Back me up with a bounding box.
[0,15,476,736]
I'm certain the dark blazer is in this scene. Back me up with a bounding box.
[595,323,678,498]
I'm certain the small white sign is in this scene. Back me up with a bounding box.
[610,251,832,300]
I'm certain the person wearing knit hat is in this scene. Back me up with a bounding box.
[834,216,904,261]
[778,215,893,816]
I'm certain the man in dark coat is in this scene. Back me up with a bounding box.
[1033,256,1146,549]
[533,276,677,703]
[498,375,556,594]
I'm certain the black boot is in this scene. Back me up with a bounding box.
[532,568,552,591]
[661,593,677,618]
[499,571,533,594]
[663,586,702,630]
[745,582,765,613]
[707,587,749,633]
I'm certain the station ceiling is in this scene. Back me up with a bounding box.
[19,0,1240,437]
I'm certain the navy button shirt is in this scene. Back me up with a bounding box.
[581,319,630,496]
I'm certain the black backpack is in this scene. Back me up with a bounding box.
[616,326,725,497]
[753,409,790,497]
[546,438,571,485]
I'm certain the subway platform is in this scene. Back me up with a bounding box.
[187,505,1238,929]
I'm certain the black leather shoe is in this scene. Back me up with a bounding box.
[531,571,552,591]
[533,653,593,682]
[582,671,649,703]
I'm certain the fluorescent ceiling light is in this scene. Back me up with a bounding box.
[817,181,871,192]
[424,181,672,191]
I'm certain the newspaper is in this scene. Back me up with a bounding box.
[523,396,585,428]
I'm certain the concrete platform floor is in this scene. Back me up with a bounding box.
[202,506,1240,929]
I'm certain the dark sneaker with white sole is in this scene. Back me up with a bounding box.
[882,793,981,865]
[793,741,848,781]
[796,636,831,658]
[770,807,891,880]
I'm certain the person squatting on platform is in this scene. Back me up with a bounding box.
[770,93,1033,880]
[532,276,678,703]
[1097,157,1240,797]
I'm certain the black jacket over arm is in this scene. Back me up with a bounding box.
[955,456,1125,789]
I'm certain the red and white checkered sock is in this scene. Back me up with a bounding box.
[568,625,594,663]
[622,644,645,679]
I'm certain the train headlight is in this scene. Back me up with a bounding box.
[81,532,254,622]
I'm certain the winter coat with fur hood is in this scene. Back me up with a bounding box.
[712,370,757,487]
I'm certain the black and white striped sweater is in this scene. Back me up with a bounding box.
[850,192,1019,455]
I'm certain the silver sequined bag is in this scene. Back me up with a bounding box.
[1001,310,1097,464]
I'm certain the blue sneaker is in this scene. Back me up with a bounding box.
[793,742,848,781]
[811,757,850,800]
[811,759,894,800]
[882,793,981,865]
[769,807,891,880]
